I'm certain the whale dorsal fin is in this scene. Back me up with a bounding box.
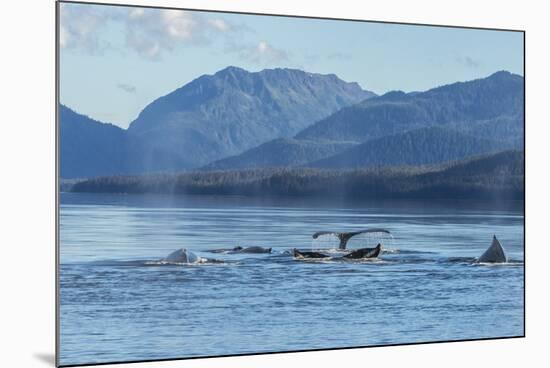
[478,236,507,263]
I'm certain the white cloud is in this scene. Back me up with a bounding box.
[59,4,275,63]
[257,41,269,53]
[128,8,145,19]
[59,3,111,53]
[228,41,289,65]
[208,18,231,32]
[123,8,236,60]
[124,9,197,60]
[256,41,288,62]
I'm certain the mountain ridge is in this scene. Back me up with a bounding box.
[204,138,357,170]
[126,66,375,166]
[60,68,523,178]
[295,70,523,142]
[60,66,375,178]
[308,126,518,169]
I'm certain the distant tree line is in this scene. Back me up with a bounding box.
[69,151,524,200]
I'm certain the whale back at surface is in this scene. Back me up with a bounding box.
[343,244,381,259]
[293,249,330,259]
[242,246,271,254]
[226,246,271,254]
[163,248,199,263]
[478,236,507,263]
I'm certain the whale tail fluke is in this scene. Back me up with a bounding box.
[312,229,391,250]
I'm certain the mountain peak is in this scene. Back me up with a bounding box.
[213,66,357,84]
[215,66,310,77]
[126,65,374,168]
[215,65,248,76]
[490,70,512,77]
[487,70,522,81]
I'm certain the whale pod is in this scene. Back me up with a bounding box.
[478,236,507,263]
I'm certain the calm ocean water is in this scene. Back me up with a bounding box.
[59,193,524,366]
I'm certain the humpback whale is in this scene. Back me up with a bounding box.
[293,249,331,259]
[478,236,507,263]
[313,229,390,250]
[162,248,201,264]
[293,244,381,260]
[208,246,272,254]
[229,246,272,254]
[343,244,382,259]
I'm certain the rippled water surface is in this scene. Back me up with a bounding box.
[59,193,524,366]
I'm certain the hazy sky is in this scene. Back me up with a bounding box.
[59,2,524,128]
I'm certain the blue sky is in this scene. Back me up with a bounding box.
[59,2,524,128]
